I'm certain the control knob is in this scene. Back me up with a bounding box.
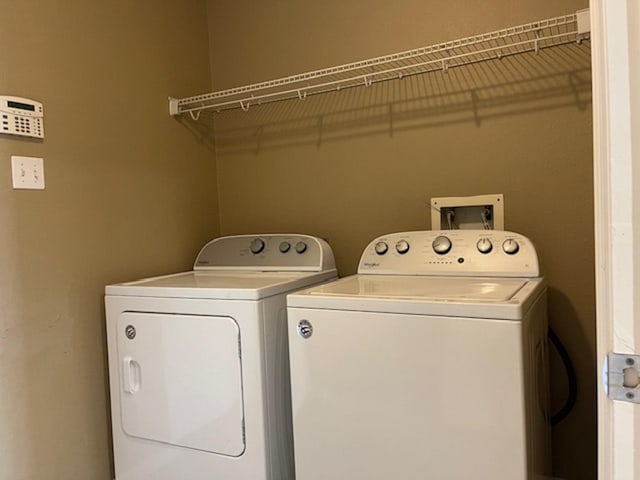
[432,235,452,255]
[279,241,291,253]
[375,241,389,255]
[395,240,410,255]
[250,238,265,254]
[476,238,493,254]
[295,241,308,254]
[502,239,520,255]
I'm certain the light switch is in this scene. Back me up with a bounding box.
[11,156,45,190]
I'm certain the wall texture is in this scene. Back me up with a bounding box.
[207,1,595,479]
[0,1,218,478]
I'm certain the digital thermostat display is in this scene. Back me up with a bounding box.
[0,95,44,139]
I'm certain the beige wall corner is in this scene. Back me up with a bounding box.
[0,1,218,478]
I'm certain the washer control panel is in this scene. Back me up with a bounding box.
[194,234,335,272]
[359,230,539,277]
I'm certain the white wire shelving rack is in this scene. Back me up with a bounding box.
[169,9,590,118]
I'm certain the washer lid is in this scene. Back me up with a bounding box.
[106,270,337,300]
[310,275,527,301]
[287,275,545,320]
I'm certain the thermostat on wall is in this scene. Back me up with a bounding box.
[0,95,44,139]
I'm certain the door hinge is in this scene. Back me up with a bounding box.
[607,353,640,403]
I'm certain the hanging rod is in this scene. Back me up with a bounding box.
[169,8,590,117]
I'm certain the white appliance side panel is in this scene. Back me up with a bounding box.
[260,295,295,480]
[116,312,244,456]
[287,308,529,480]
[521,291,552,476]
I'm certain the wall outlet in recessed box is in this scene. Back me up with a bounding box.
[431,193,504,230]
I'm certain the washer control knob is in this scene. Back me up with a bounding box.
[395,240,410,255]
[375,241,389,255]
[279,241,291,253]
[250,238,265,254]
[502,239,520,255]
[432,235,452,255]
[295,241,308,254]
[477,238,493,254]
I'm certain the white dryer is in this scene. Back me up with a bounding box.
[287,230,551,480]
[105,234,336,480]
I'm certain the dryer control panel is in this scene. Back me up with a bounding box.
[194,234,336,272]
[358,230,539,277]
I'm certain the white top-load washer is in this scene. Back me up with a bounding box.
[105,234,336,480]
[287,230,551,480]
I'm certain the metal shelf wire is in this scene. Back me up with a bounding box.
[169,9,590,118]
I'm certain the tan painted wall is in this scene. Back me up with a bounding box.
[0,1,218,478]
[208,1,595,479]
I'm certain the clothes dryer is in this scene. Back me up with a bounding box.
[105,234,336,480]
[287,230,550,480]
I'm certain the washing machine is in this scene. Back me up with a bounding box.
[287,230,551,480]
[105,234,336,480]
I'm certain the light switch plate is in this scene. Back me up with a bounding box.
[11,156,45,189]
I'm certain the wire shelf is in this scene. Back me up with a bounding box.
[169,9,590,118]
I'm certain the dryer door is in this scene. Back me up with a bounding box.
[116,312,245,456]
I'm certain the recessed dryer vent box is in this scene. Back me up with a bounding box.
[431,194,504,230]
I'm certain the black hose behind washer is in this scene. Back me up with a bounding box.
[549,327,578,426]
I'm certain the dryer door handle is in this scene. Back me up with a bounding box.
[122,356,141,394]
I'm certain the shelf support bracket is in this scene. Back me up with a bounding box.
[240,100,250,112]
[168,97,180,116]
[534,29,542,55]
[576,8,591,34]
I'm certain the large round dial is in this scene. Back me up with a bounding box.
[395,240,410,255]
[250,238,265,254]
[502,238,520,255]
[375,241,389,255]
[477,238,493,254]
[295,241,308,254]
[432,235,452,255]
